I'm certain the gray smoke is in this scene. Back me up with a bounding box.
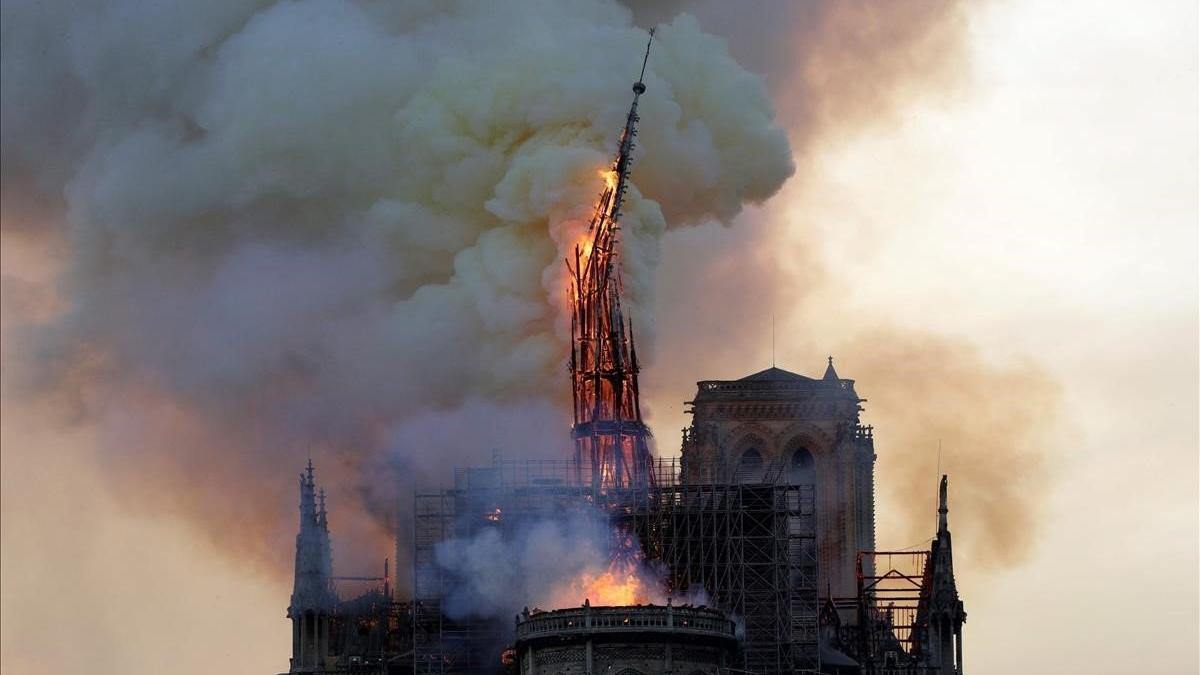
[1,0,793,577]
[435,512,652,620]
[434,509,713,620]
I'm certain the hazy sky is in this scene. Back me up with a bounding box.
[2,1,1197,674]
[755,1,1198,670]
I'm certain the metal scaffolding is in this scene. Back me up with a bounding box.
[624,480,819,672]
[819,550,938,674]
[412,457,818,674]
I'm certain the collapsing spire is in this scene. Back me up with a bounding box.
[567,29,656,492]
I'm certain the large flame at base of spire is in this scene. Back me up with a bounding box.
[570,564,656,606]
[547,540,667,608]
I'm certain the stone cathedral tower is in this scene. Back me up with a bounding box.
[680,359,876,599]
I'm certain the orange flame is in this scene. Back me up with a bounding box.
[581,170,618,256]
[601,168,618,192]
[563,168,620,308]
[570,559,656,606]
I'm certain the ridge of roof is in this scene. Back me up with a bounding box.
[738,366,816,382]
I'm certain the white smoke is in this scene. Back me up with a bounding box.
[434,510,710,620]
[436,513,629,619]
[0,0,793,575]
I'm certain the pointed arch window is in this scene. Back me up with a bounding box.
[789,447,815,484]
[736,448,764,484]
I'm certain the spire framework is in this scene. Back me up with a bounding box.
[568,29,656,493]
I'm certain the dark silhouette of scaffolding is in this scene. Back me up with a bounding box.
[412,457,818,674]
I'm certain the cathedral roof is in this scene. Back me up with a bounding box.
[738,367,817,383]
[819,644,860,668]
[693,360,859,403]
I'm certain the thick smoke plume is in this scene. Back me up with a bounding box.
[3,0,1052,590]
[435,512,678,621]
[1,1,792,579]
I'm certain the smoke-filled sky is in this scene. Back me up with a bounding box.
[2,1,1196,674]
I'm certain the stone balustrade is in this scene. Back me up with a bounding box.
[514,603,736,642]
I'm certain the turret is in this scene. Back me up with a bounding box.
[288,460,336,673]
[823,355,840,381]
[923,475,966,674]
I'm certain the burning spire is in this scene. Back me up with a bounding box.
[567,29,656,493]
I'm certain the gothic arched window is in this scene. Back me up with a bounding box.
[736,448,764,484]
[789,447,815,484]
